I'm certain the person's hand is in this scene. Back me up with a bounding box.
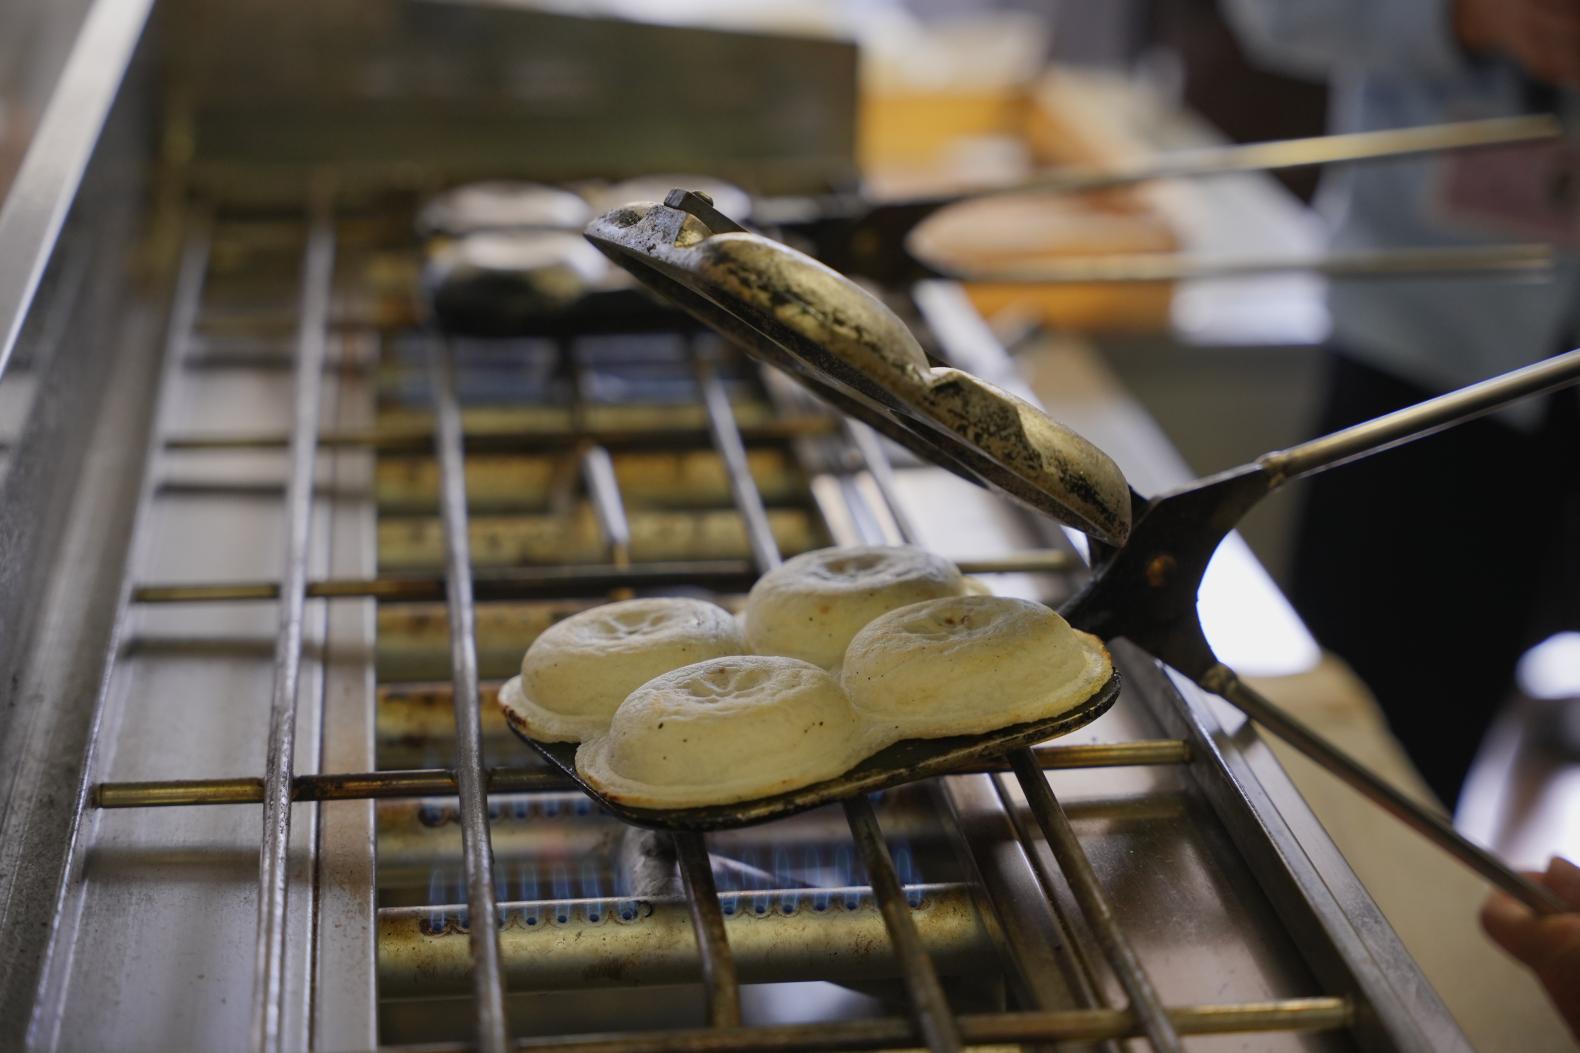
[1481,856,1580,1039]
[1456,0,1580,87]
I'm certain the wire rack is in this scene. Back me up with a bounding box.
[39,198,1404,1053]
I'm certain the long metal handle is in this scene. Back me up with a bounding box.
[1200,665,1567,916]
[933,244,1551,286]
[1011,114,1560,197]
[758,116,1563,234]
[1260,346,1580,484]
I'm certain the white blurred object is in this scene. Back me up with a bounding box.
[1517,632,1580,701]
[860,11,1050,93]
[1198,532,1322,677]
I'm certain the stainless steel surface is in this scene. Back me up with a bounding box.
[0,0,151,380]
[17,218,211,1053]
[252,212,333,1053]
[427,336,510,1053]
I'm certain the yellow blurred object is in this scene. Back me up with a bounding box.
[858,89,1028,170]
[910,193,1176,332]
[859,68,1179,333]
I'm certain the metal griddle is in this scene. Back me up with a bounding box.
[510,671,1122,831]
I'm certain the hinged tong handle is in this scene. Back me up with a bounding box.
[1260,346,1580,486]
[1083,348,1580,917]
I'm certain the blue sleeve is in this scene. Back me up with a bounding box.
[1222,0,1475,81]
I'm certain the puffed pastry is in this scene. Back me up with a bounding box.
[498,597,745,743]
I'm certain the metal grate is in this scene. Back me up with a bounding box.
[41,197,1406,1052]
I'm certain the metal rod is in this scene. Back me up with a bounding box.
[842,420,921,543]
[697,351,783,574]
[129,550,1078,605]
[89,741,1189,809]
[249,212,334,1053]
[582,445,632,568]
[937,243,1551,286]
[128,551,1079,605]
[1009,749,1185,1053]
[92,768,571,807]
[987,772,1113,1009]
[160,416,837,453]
[1201,665,1568,916]
[391,998,1349,1052]
[1006,114,1560,197]
[427,334,510,1053]
[843,796,964,1053]
[1260,345,1580,485]
[674,832,743,1026]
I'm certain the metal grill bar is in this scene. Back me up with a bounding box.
[843,796,965,1052]
[842,420,920,543]
[581,445,632,568]
[127,551,1079,604]
[696,343,961,1053]
[674,832,743,1026]
[90,741,1191,808]
[367,998,1349,1052]
[161,416,837,452]
[1008,750,1184,1052]
[250,212,334,1053]
[427,334,509,1053]
[697,350,782,574]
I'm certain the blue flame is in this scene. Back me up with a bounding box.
[808,844,831,912]
[519,865,541,926]
[551,864,572,923]
[892,843,923,907]
[426,864,448,932]
[581,862,604,922]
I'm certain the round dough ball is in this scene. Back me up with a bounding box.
[498,597,745,743]
[842,595,1111,741]
[576,655,877,808]
[742,545,966,670]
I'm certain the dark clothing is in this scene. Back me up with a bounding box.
[1290,352,1580,807]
